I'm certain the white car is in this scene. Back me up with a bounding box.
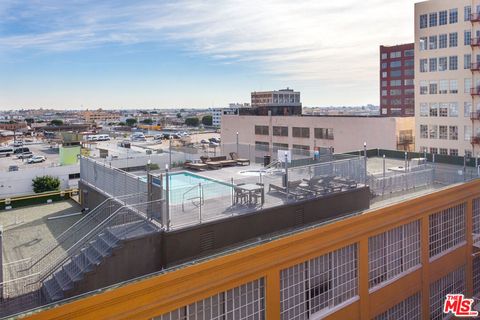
[27,155,46,164]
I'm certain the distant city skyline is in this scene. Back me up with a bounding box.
[0,0,416,109]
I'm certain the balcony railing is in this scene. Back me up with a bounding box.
[472,62,480,71]
[471,13,480,22]
[471,87,480,95]
[471,38,480,47]
[471,136,480,145]
[471,111,480,120]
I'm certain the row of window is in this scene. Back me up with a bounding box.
[254,125,334,140]
[418,147,460,156]
[419,56,458,72]
[381,59,414,69]
[255,141,313,156]
[381,69,414,79]
[419,79,458,95]
[381,98,414,106]
[419,101,475,118]
[419,32,459,51]
[381,89,414,97]
[419,124,459,140]
[381,49,414,60]
[419,8,458,29]
[381,79,414,87]
[155,200,476,320]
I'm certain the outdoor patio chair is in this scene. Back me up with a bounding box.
[234,186,248,204]
[229,152,250,166]
[183,161,207,171]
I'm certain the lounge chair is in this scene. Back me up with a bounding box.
[230,152,250,166]
[209,156,237,167]
[200,156,222,169]
[184,161,207,171]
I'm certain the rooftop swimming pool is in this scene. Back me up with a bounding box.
[142,172,233,205]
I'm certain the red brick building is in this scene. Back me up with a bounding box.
[380,43,415,117]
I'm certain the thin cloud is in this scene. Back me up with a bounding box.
[0,0,416,83]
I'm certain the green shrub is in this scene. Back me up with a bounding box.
[32,175,61,193]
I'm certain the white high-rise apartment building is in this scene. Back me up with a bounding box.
[415,0,480,158]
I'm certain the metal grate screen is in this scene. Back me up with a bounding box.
[428,203,466,259]
[373,292,421,320]
[280,243,358,320]
[368,220,421,289]
[429,266,465,320]
[153,278,265,320]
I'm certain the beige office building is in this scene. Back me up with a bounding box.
[221,115,414,153]
[415,0,480,157]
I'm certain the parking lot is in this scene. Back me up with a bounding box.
[0,142,61,172]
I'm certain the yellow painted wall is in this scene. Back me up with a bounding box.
[25,180,480,320]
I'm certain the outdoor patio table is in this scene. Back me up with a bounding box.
[237,183,264,205]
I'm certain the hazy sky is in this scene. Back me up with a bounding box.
[0,0,417,109]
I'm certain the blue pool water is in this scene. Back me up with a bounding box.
[142,172,232,205]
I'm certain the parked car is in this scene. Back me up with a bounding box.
[209,142,219,148]
[17,152,33,159]
[27,155,46,163]
[200,139,209,144]
[14,147,30,154]
[209,137,220,143]
[8,165,19,172]
[10,142,23,148]
[154,134,164,140]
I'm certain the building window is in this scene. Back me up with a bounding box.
[292,144,310,156]
[439,126,448,139]
[255,141,269,151]
[465,30,472,46]
[391,70,401,77]
[429,58,437,72]
[390,89,402,96]
[420,125,428,138]
[439,10,448,25]
[449,79,458,93]
[430,147,438,154]
[368,221,420,289]
[153,278,265,320]
[420,103,429,117]
[381,62,387,69]
[405,49,414,57]
[405,60,414,68]
[404,79,414,86]
[465,54,472,69]
[420,37,427,51]
[465,6,472,21]
[430,266,465,320]
[390,61,402,68]
[272,126,288,137]
[314,128,334,140]
[438,57,448,71]
[439,80,448,94]
[390,80,402,86]
[381,53,388,60]
[429,203,466,259]
[465,125,472,141]
[420,81,428,95]
[439,103,448,117]
[439,34,447,48]
[420,14,428,28]
[254,125,269,135]
[449,56,458,70]
[429,12,438,27]
[382,71,387,78]
[450,8,459,23]
[449,32,458,47]
[292,127,310,138]
[404,69,414,76]
[429,103,438,117]
[272,142,289,153]
[429,81,438,94]
[450,149,459,156]
[465,78,472,93]
[465,102,473,117]
[449,126,458,140]
[381,80,387,87]
[449,102,458,117]
[381,90,387,96]
[440,148,448,155]
[374,293,421,320]
[429,125,438,139]
[429,35,437,50]
[280,244,358,320]
[420,59,428,73]
[390,51,401,58]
